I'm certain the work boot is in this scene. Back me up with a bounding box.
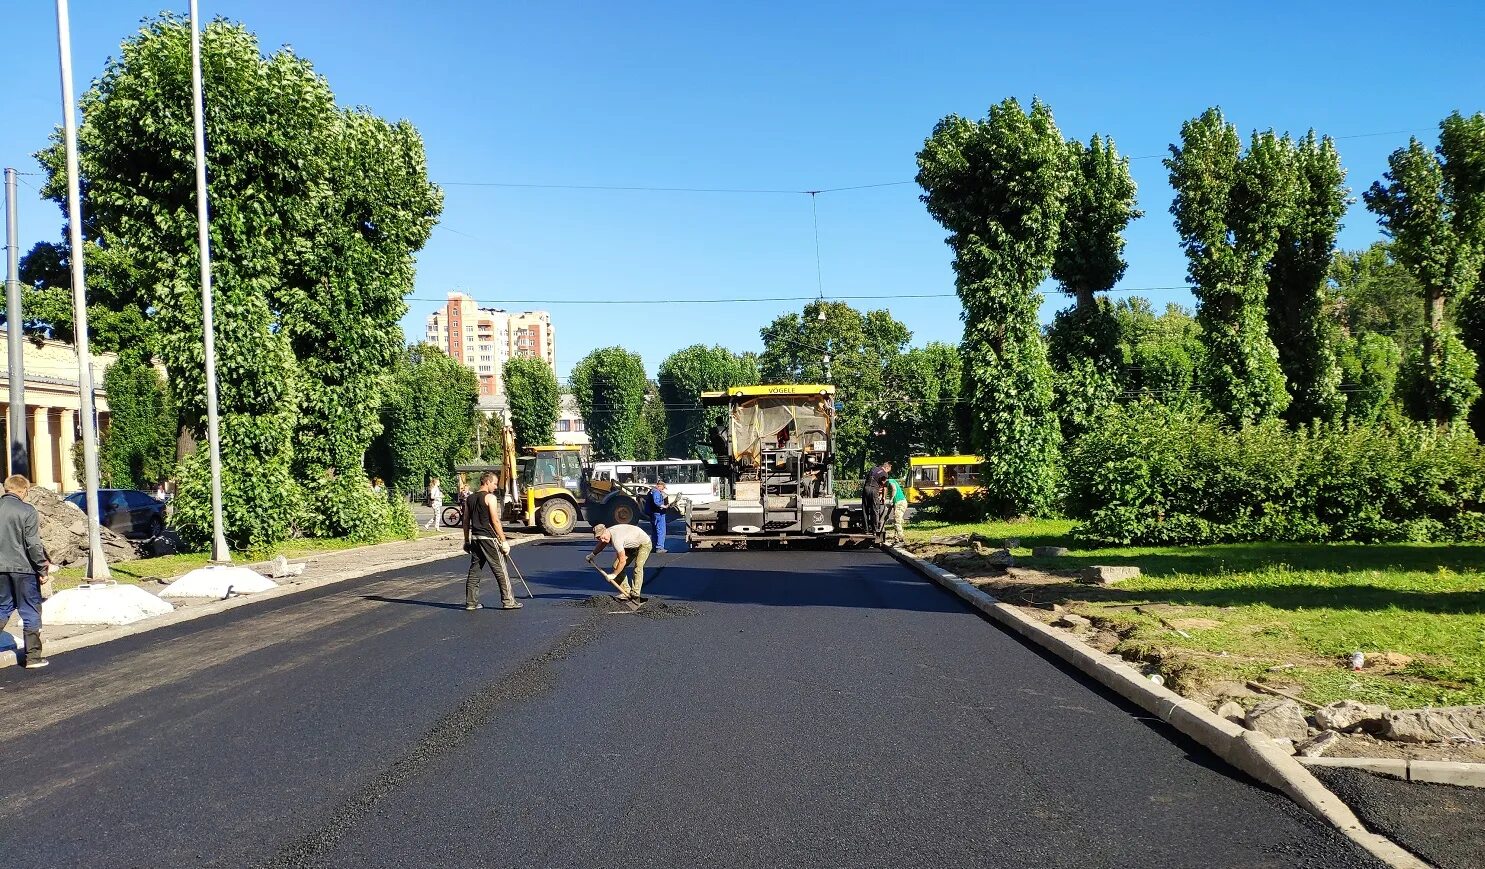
[465,603,484,611]
[23,631,47,669]
[501,601,524,610]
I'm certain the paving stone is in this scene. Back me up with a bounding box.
[1079,565,1141,585]
[1032,546,1070,557]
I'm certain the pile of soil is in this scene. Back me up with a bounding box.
[24,486,139,567]
[634,601,698,620]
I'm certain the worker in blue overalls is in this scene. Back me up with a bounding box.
[646,481,670,553]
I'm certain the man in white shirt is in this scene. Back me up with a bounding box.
[586,522,654,601]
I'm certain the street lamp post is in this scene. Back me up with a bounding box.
[5,167,29,478]
[189,0,231,564]
[54,0,109,579]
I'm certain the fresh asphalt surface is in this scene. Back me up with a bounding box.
[0,529,1383,868]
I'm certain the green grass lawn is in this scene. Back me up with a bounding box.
[908,518,1485,709]
[51,535,419,590]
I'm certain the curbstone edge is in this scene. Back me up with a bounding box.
[884,543,1428,869]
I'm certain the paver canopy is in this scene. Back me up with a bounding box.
[728,397,833,464]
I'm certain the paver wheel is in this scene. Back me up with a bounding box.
[538,499,576,536]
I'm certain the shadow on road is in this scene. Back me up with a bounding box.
[362,594,467,611]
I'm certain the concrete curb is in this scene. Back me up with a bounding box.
[1,534,533,670]
[1300,756,1485,788]
[884,544,1428,869]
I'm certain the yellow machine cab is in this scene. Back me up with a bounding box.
[907,455,985,503]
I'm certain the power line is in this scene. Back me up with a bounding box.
[407,286,1200,306]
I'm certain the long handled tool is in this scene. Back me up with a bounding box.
[586,558,627,595]
[503,547,534,599]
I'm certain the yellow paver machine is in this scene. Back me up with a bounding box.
[684,384,873,549]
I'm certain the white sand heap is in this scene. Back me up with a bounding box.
[160,565,278,599]
[43,583,176,625]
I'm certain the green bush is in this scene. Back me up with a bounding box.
[1067,401,1485,544]
[296,472,389,542]
[917,487,988,523]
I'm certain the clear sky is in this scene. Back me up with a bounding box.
[5,1,1484,379]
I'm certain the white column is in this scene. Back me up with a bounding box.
[58,407,78,491]
[29,405,55,490]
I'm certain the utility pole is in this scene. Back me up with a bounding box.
[55,0,110,579]
[5,168,29,478]
[189,0,231,563]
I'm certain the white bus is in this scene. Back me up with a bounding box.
[588,459,721,507]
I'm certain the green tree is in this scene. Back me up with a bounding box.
[1165,109,1292,425]
[31,14,442,546]
[1336,332,1402,425]
[1054,135,1142,312]
[657,344,758,459]
[917,97,1070,514]
[570,347,647,460]
[504,357,560,451]
[631,382,668,461]
[879,342,961,467]
[1266,132,1347,425]
[758,300,909,475]
[98,351,178,490]
[1114,299,1204,405]
[368,344,478,494]
[471,410,505,464]
[1364,112,1485,426]
[1329,243,1426,345]
[280,110,442,535]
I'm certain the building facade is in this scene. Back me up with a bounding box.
[553,392,589,449]
[424,292,556,410]
[0,334,114,493]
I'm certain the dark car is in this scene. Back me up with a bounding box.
[64,488,168,540]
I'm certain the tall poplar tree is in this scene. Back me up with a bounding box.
[917,97,1071,514]
[1166,109,1291,425]
[1366,112,1485,427]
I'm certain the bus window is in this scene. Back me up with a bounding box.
[944,464,981,487]
[913,465,941,488]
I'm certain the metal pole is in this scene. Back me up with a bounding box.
[189,0,230,564]
[55,0,109,579]
[5,168,30,478]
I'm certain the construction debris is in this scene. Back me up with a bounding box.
[24,486,139,567]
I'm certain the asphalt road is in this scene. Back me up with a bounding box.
[0,533,1381,868]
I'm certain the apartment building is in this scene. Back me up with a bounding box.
[424,292,557,410]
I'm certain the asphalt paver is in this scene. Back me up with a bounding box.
[0,537,1381,868]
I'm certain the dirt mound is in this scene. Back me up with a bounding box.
[571,594,631,609]
[23,486,140,567]
[634,601,697,620]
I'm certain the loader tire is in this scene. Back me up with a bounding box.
[538,499,576,536]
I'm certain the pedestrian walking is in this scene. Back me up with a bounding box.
[462,471,520,611]
[646,481,670,553]
[1,475,51,669]
[586,522,653,601]
[423,477,442,530]
[862,460,891,538]
[885,474,908,544]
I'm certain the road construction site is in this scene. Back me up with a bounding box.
[0,533,1383,868]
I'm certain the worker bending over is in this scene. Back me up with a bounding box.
[587,522,653,601]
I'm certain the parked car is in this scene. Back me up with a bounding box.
[64,488,168,540]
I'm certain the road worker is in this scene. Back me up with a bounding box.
[463,471,520,611]
[587,522,653,601]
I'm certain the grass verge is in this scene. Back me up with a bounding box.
[908,518,1485,709]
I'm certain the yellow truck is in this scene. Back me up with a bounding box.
[906,455,985,504]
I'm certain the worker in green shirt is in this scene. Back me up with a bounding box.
[884,475,908,544]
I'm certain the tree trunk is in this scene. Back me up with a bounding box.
[1424,286,1447,425]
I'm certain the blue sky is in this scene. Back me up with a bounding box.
[5,1,1484,378]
